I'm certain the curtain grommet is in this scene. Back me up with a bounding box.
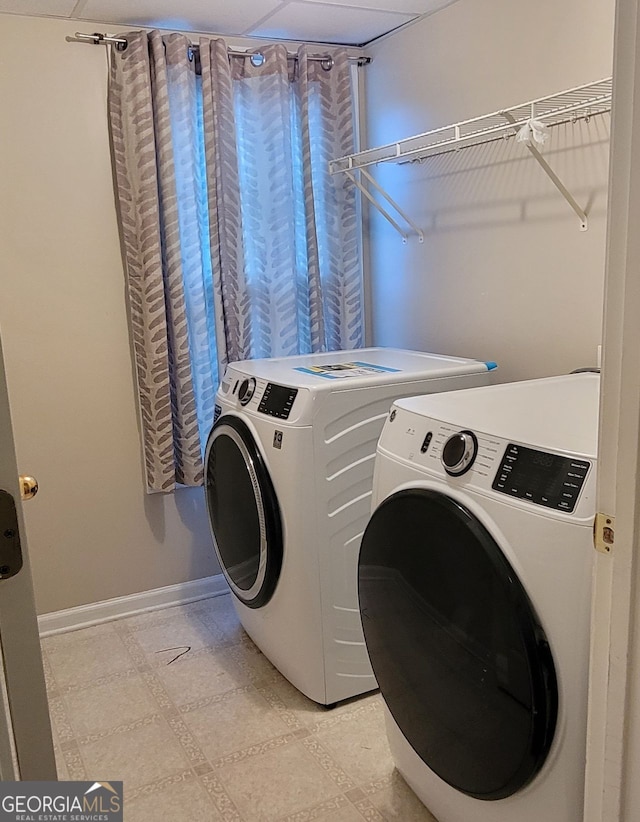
[250,52,265,67]
[321,55,334,71]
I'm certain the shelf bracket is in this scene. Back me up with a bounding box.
[344,168,424,243]
[500,111,589,231]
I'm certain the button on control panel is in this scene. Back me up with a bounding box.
[258,382,298,420]
[492,443,590,512]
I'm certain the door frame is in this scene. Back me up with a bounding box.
[585,0,640,817]
[0,330,56,780]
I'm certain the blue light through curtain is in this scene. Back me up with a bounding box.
[109,32,363,491]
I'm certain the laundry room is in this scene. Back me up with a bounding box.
[0,0,633,819]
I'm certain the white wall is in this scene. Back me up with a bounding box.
[0,14,220,614]
[364,0,615,382]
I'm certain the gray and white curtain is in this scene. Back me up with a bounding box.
[108,31,363,493]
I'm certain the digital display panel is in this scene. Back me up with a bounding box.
[492,444,590,513]
[258,383,298,419]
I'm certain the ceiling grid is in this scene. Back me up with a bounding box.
[0,0,460,46]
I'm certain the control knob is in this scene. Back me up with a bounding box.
[441,430,478,476]
[238,377,256,406]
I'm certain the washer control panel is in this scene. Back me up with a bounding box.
[257,382,298,420]
[492,443,591,513]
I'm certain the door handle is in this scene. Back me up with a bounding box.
[19,476,38,501]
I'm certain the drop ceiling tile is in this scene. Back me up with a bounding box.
[77,0,283,35]
[298,0,435,12]
[248,2,415,44]
[0,0,77,15]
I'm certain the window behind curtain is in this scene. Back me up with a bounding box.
[109,35,363,490]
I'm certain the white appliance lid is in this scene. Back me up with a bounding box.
[395,372,599,458]
[226,348,496,387]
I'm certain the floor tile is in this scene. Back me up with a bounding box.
[216,739,343,821]
[127,774,224,822]
[46,632,134,690]
[130,616,217,662]
[154,647,247,706]
[62,672,158,736]
[48,695,75,744]
[277,793,366,821]
[181,687,292,760]
[51,734,70,781]
[53,751,69,781]
[366,771,438,821]
[197,593,247,644]
[40,650,57,695]
[226,636,282,684]
[266,676,379,729]
[41,622,119,653]
[313,700,393,785]
[79,715,194,791]
[317,804,368,822]
[60,740,87,780]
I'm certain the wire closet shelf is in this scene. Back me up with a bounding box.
[330,78,612,173]
[328,77,612,241]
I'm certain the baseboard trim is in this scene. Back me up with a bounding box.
[38,574,229,638]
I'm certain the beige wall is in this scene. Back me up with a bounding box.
[0,14,220,614]
[364,0,615,382]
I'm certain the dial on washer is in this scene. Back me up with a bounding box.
[238,377,256,406]
[441,430,478,476]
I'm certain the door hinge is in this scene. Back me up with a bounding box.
[594,512,615,554]
[0,490,23,579]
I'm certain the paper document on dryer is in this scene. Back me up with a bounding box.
[294,361,401,380]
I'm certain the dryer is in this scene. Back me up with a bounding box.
[204,348,496,705]
[358,373,598,821]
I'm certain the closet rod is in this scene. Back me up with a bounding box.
[69,31,372,66]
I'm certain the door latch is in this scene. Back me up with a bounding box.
[594,512,615,554]
[0,490,23,579]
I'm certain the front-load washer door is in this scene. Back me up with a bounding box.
[358,488,557,801]
[205,415,283,609]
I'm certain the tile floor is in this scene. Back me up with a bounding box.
[41,593,438,822]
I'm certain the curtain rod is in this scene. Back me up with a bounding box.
[69,31,372,67]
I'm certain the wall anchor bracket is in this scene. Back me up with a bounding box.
[500,110,589,231]
[344,168,424,244]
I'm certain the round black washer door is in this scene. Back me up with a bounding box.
[204,415,283,609]
[358,488,557,800]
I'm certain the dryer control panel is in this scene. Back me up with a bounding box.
[216,367,313,424]
[257,383,298,420]
[376,401,596,520]
[492,444,590,513]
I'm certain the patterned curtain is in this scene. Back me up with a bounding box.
[109,31,363,493]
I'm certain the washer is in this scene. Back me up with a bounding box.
[358,372,598,821]
[204,348,496,705]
